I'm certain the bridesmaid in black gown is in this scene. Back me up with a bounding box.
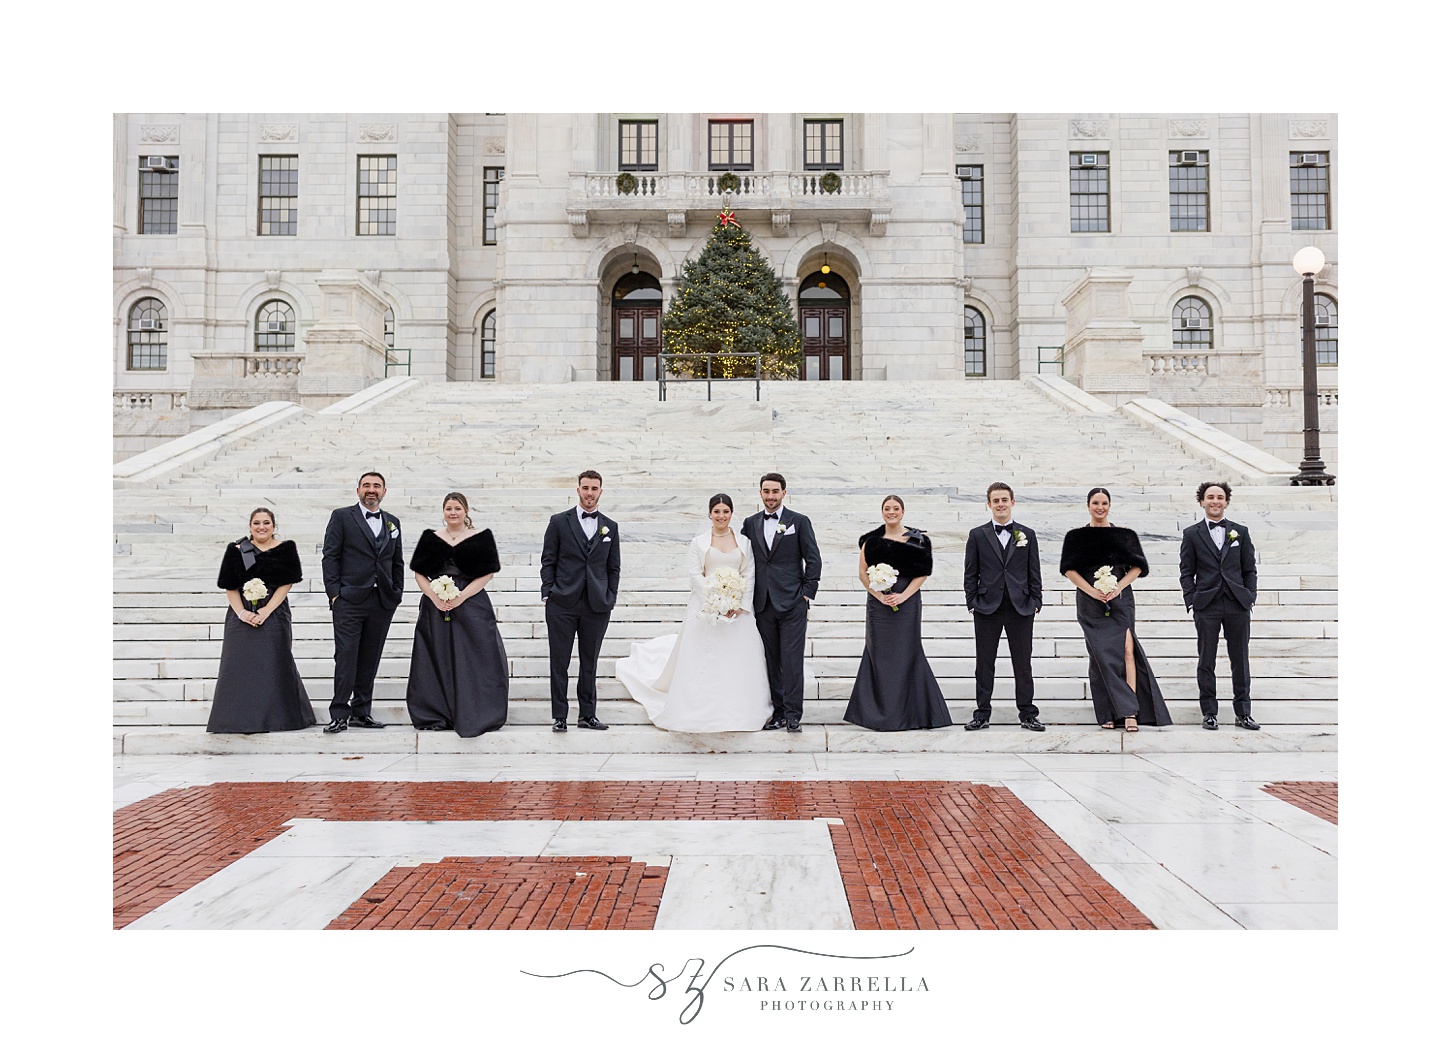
[845,495,953,730]
[1059,487,1172,730]
[406,492,509,736]
[207,508,316,733]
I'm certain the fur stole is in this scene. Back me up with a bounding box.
[409,528,501,581]
[859,525,933,579]
[216,539,303,591]
[1059,525,1149,578]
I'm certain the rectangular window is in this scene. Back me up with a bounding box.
[356,155,397,236]
[258,155,298,236]
[708,120,754,170]
[1069,152,1110,232]
[803,119,843,170]
[1169,150,1209,231]
[138,156,179,234]
[619,120,658,171]
[957,164,984,244]
[1291,152,1331,230]
[482,167,503,245]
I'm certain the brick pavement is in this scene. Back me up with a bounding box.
[114,781,1154,930]
[1263,781,1338,824]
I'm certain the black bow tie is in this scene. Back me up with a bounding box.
[994,523,1012,534]
[365,511,381,520]
[1207,520,1225,529]
[765,513,779,520]
[581,511,599,519]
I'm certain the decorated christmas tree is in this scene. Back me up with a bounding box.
[661,209,802,379]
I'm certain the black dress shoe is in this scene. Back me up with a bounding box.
[963,718,989,731]
[1202,715,1218,731]
[577,716,609,731]
[1020,717,1045,732]
[417,723,449,731]
[552,719,568,733]
[349,714,386,729]
[786,717,802,733]
[762,716,786,731]
[1234,715,1261,730]
[323,718,348,734]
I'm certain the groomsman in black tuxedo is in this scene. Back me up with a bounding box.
[321,471,405,732]
[742,473,821,733]
[540,470,620,733]
[1179,480,1259,731]
[962,481,1044,731]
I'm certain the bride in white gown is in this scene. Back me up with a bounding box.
[615,494,774,731]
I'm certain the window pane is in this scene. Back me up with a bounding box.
[358,156,397,236]
[828,355,843,380]
[805,355,821,380]
[258,155,298,236]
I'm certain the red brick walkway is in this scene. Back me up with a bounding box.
[114,780,1153,930]
[1263,781,1338,824]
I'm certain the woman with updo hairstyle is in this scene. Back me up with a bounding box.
[207,507,316,733]
[615,492,774,731]
[844,494,952,730]
[1059,487,1172,730]
[405,491,509,736]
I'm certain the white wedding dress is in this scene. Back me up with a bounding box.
[615,533,774,731]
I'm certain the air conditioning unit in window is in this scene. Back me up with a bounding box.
[1185,316,1202,328]
[138,319,159,331]
[145,156,170,169]
[1180,151,1202,164]
[1297,153,1325,166]
[1079,154,1098,166]
[266,321,284,333]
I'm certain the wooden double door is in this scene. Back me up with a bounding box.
[799,304,849,380]
[611,304,661,381]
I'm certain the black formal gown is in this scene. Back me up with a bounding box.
[207,539,316,733]
[845,527,953,731]
[1059,525,1172,727]
[406,529,509,736]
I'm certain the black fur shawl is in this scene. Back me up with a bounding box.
[216,539,303,591]
[859,526,933,579]
[409,528,501,581]
[1059,525,1149,579]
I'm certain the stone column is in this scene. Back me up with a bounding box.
[1059,268,1147,401]
[297,271,392,409]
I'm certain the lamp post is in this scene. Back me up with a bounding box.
[1290,246,1335,486]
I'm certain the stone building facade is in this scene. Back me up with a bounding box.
[112,113,1338,465]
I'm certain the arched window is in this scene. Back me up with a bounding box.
[964,306,986,377]
[383,306,395,357]
[1172,296,1213,350]
[127,297,167,370]
[481,310,496,378]
[255,300,295,352]
[1313,293,1337,366]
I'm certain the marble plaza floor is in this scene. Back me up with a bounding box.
[114,749,1336,930]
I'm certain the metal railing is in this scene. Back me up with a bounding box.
[385,348,412,376]
[1036,345,1064,375]
[657,352,762,402]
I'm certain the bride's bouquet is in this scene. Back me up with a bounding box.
[241,578,268,624]
[698,566,746,625]
[430,575,462,620]
[1092,565,1119,617]
[866,563,900,611]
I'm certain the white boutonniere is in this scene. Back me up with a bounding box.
[1228,529,1239,542]
[776,523,787,535]
[600,526,610,537]
[387,521,397,536]
[1013,529,1028,548]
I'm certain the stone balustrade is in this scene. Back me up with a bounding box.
[1265,387,1339,409]
[114,390,188,412]
[1145,351,1211,376]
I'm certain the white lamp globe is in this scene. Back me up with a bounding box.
[1293,246,1326,277]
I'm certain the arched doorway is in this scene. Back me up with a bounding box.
[798,271,850,380]
[611,271,662,381]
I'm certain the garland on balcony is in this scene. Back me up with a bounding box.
[615,171,638,195]
[820,171,842,194]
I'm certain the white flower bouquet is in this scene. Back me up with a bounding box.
[698,566,746,624]
[866,562,900,611]
[1092,566,1119,617]
[241,577,268,611]
[430,575,462,620]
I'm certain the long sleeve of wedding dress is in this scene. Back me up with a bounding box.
[686,536,708,601]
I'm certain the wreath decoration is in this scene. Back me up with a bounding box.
[820,171,842,194]
[716,171,741,193]
[615,171,638,195]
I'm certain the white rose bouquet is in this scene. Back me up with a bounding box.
[430,575,462,620]
[241,578,269,624]
[866,562,900,611]
[1092,565,1119,617]
[698,566,746,624]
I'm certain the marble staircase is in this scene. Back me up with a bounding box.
[113,380,1338,753]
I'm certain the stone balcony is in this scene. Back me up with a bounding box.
[188,352,304,411]
[565,169,892,237]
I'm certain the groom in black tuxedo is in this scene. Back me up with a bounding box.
[1179,480,1259,731]
[962,481,1044,731]
[742,472,821,732]
[540,470,620,733]
[321,471,405,732]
